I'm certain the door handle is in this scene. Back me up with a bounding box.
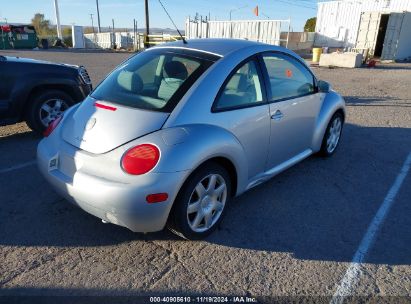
[271,110,284,121]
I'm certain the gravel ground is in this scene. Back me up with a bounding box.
[0,49,410,302]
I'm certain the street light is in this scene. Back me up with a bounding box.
[229,5,247,21]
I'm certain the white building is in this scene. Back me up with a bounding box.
[315,0,411,60]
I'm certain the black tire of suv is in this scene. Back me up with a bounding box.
[26,90,74,134]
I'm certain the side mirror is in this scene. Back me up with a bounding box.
[317,80,331,93]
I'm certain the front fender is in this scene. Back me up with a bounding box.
[124,124,249,196]
[312,91,346,152]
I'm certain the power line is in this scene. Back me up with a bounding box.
[272,0,317,10]
[157,0,186,43]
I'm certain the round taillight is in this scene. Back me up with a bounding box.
[43,115,63,137]
[121,144,160,175]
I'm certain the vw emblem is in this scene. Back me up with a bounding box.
[85,117,96,131]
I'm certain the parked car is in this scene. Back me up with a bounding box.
[37,39,346,239]
[0,55,92,133]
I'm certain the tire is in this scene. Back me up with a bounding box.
[319,112,344,157]
[26,90,74,134]
[168,162,232,240]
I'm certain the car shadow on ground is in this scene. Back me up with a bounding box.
[373,64,411,71]
[344,96,411,107]
[0,124,410,266]
[0,288,269,301]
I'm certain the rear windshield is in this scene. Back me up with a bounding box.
[91,49,217,112]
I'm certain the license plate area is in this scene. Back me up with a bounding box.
[59,154,80,178]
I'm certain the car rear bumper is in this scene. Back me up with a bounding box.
[37,140,187,233]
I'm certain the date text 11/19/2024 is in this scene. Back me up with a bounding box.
[149,296,258,303]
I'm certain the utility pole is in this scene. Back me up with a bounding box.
[112,19,116,49]
[95,0,101,33]
[90,14,95,34]
[133,18,137,51]
[144,0,150,48]
[53,0,62,39]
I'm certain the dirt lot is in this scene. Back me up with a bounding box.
[0,49,410,303]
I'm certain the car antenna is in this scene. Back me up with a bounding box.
[157,0,187,44]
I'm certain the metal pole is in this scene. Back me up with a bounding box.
[90,14,95,34]
[136,20,139,50]
[112,19,115,49]
[133,19,136,51]
[96,0,101,33]
[286,18,291,48]
[144,0,150,48]
[53,0,62,39]
[1,26,5,50]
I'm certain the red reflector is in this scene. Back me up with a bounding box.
[121,144,160,175]
[43,115,63,137]
[94,102,117,111]
[146,193,168,203]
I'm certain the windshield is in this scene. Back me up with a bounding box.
[91,49,217,112]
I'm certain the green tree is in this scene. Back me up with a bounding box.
[31,13,53,36]
[62,27,72,36]
[304,17,316,32]
[83,27,96,34]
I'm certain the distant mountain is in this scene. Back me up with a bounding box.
[81,26,184,35]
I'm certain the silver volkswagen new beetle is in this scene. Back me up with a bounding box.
[37,39,345,239]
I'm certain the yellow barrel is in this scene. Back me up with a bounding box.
[312,48,323,63]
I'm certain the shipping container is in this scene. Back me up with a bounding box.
[315,0,411,60]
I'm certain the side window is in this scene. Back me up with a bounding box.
[262,54,314,101]
[214,60,264,111]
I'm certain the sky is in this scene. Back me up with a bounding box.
[0,0,319,32]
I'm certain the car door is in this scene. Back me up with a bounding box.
[212,57,271,180]
[259,52,322,170]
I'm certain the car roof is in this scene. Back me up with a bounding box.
[152,38,283,57]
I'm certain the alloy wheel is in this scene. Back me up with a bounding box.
[186,174,227,233]
[39,99,69,127]
[326,116,342,153]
